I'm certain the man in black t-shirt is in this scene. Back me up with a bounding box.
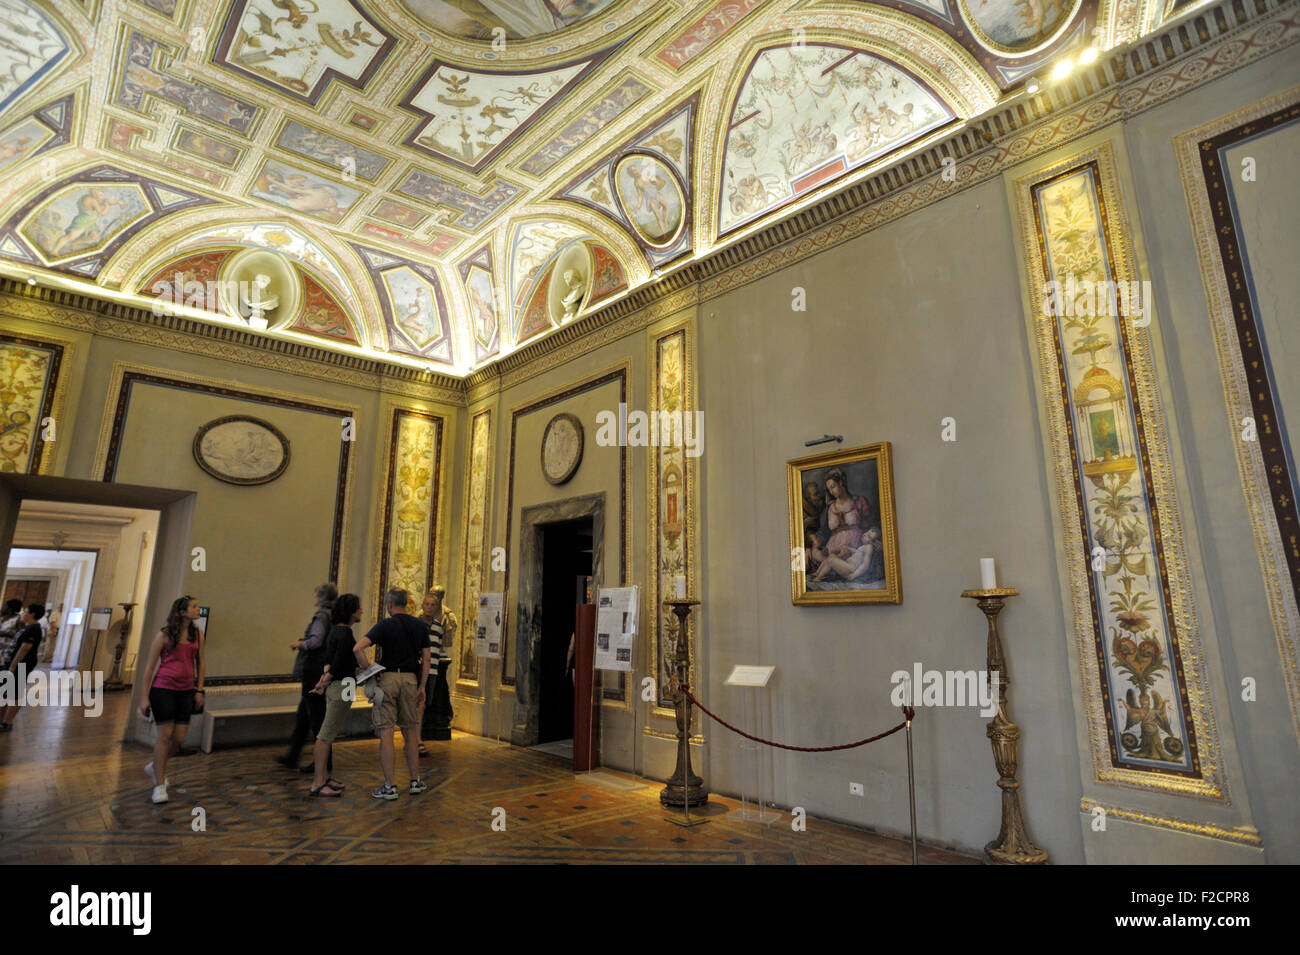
[1,605,44,731]
[353,588,430,800]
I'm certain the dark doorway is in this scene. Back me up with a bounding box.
[537,517,593,745]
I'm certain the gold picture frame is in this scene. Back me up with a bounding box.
[787,442,901,605]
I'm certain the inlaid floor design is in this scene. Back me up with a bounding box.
[0,694,979,865]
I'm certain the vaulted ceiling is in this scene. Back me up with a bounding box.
[0,0,1178,373]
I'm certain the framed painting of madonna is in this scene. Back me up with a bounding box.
[787,442,901,605]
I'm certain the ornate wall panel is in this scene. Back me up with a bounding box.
[94,362,357,583]
[1176,90,1300,746]
[372,404,444,618]
[0,331,67,474]
[1013,143,1225,799]
[456,407,492,690]
[646,324,700,717]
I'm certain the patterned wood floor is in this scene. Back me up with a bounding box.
[0,693,978,865]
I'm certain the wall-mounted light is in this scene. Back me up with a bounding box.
[1051,58,1074,81]
[1025,78,1041,94]
[1078,46,1098,65]
[804,434,843,447]
[26,277,37,286]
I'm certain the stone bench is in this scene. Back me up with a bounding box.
[199,682,375,753]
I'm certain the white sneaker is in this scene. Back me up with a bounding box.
[144,762,170,786]
[151,784,168,804]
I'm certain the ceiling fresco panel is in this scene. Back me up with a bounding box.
[117,29,258,134]
[399,49,616,171]
[0,0,73,115]
[2,165,212,278]
[251,159,364,224]
[517,74,653,177]
[718,44,954,235]
[456,243,500,362]
[0,0,1150,373]
[214,0,398,104]
[275,119,390,181]
[0,94,74,174]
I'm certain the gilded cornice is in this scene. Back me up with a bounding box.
[0,279,463,404]
[1080,798,1264,846]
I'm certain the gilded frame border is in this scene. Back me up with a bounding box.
[1174,87,1300,747]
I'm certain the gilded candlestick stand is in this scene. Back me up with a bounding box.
[661,598,708,825]
[960,588,1048,865]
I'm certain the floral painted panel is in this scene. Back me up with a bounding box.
[458,409,492,686]
[380,410,442,617]
[0,335,61,474]
[650,329,691,710]
[1033,164,1199,776]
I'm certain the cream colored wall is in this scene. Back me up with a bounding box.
[0,303,463,682]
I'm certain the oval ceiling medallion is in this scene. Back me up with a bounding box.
[613,153,686,248]
[958,0,1081,56]
[193,415,291,486]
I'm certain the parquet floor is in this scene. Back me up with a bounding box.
[0,693,979,865]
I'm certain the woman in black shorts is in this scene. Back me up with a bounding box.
[138,595,205,804]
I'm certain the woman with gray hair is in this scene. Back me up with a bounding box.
[277,583,336,771]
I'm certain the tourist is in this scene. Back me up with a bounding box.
[0,605,46,731]
[278,583,335,772]
[137,596,205,803]
[306,592,362,798]
[352,588,430,800]
[0,598,23,659]
[416,588,454,753]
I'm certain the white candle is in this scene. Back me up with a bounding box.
[980,558,997,590]
[674,575,686,599]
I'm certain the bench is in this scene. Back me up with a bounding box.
[199,683,375,752]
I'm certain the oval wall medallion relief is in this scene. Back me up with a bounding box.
[541,412,583,485]
[193,415,291,486]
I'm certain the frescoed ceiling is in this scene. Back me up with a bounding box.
[0,0,1169,373]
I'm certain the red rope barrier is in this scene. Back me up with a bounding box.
[682,687,914,752]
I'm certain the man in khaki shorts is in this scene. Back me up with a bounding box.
[352,588,431,800]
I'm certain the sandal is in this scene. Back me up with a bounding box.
[326,778,346,790]
[308,783,343,798]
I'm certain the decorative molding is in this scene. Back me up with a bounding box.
[1175,87,1300,747]
[0,280,464,404]
[1080,798,1263,846]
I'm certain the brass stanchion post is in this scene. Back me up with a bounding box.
[960,588,1048,865]
[661,598,708,825]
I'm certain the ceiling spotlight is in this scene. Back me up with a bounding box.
[27,277,37,285]
[1025,77,1040,94]
[1051,58,1074,81]
[1079,47,1098,65]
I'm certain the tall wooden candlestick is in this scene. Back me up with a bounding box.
[660,598,708,810]
[960,588,1048,865]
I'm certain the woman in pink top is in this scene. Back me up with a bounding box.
[138,595,205,804]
